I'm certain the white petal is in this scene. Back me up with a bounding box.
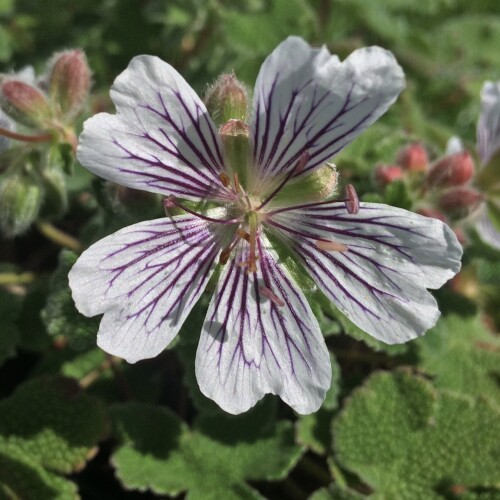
[475,206,500,250]
[477,80,500,165]
[268,203,462,344]
[250,37,404,183]
[77,56,230,202]
[69,216,233,362]
[445,136,464,155]
[196,236,331,415]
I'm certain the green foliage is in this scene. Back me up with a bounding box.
[41,250,99,350]
[0,376,108,474]
[417,315,500,404]
[0,288,21,365]
[334,371,500,499]
[310,484,364,500]
[0,445,78,500]
[111,400,302,498]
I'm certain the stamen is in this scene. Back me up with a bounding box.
[345,184,360,214]
[237,229,250,242]
[259,286,285,307]
[219,172,231,187]
[256,151,310,211]
[315,239,349,252]
[238,212,259,273]
[164,195,237,224]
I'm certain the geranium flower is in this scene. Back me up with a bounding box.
[475,80,500,249]
[69,37,462,414]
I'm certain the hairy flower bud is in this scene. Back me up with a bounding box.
[205,73,248,126]
[0,79,50,127]
[40,167,68,217]
[0,173,43,237]
[396,142,428,172]
[426,151,475,189]
[219,119,252,186]
[48,49,91,119]
[374,164,403,187]
[438,186,483,217]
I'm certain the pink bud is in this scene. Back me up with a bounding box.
[49,49,91,118]
[438,186,483,216]
[396,143,428,172]
[374,164,403,187]
[426,151,475,188]
[0,80,50,126]
[417,208,448,222]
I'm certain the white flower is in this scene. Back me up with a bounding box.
[69,37,462,414]
[475,81,500,249]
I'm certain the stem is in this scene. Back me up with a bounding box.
[0,272,36,286]
[330,461,348,489]
[0,126,52,143]
[79,358,113,389]
[36,221,82,252]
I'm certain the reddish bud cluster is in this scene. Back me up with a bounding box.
[396,142,428,172]
[426,151,475,189]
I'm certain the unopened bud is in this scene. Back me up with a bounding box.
[0,79,50,127]
[40,167,67,217]
[426,151,475,188]
[48,49,91,119]
[374,164,403,187]
[205,73,248,126]
[396,143,428,172]
[438,186,483,217]
[0,173,43,237]
[219,119,251,187]
[416,208,447,222]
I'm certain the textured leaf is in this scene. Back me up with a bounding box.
[334,371,500,499]
[0,376,108,474]
[416,315,500,404]
[41,250,99,350]
[310,484,364,500]
[0,444,78,500]
[111,400,302,497]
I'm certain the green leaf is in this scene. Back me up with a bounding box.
[111,400,303,497]
[416,315,500,404]
[41,250,99,350]
[0,289,21,366]
[0,376,108,474]
[334,371,500,498]
[0,444,78,500]
[383,179,413,210]
[310,483,364,500]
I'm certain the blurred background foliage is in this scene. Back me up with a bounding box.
[1,0,500,499]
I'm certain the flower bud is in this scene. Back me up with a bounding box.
[39,167,68,217]
[437,186,483,217]
[374,164,403,187]
[0,173,43,237]
[205,73,248,126]
[426,151,475,188]
[0,79,50,127]
[48,49,91,119]
[396,143,428,172]
[219,119,252,187]
[416,207,447,222]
